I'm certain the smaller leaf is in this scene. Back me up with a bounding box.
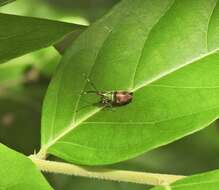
[0,13,84,64]
[0,0,15,7]
[152,170,219,190]
[0,143,52,190]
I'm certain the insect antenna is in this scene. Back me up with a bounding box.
[82,74,99,94]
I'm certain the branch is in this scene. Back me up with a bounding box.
[29,156,185,186]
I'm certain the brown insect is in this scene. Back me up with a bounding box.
[84,76,133,107]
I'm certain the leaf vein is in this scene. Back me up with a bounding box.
[206,0,218,51]
[131,0,176,88]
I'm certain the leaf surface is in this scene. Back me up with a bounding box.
[0,144,52,190]
[41,0,219,165]
[151,170,219,190]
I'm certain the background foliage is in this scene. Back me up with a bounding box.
[0,0,219,190]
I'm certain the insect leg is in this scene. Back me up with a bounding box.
[82,90,97,95]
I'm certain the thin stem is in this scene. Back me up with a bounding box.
[29,156,185,186]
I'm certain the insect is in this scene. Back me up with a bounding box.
[83,76,133,107]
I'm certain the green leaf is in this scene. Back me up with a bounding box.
[40,0,219,165]
[0,0,15,7]
[151,170,219,190]
[0,144,52,190]
[0,13,84,64]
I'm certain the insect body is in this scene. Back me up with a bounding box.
[86,90,133,107]
[84,76,133,107]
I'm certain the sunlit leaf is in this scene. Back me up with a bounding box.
[40,0,219,165]
[0,144,52,190]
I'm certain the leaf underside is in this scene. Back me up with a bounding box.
[41,0,219,165]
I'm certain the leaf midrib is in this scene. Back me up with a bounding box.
[133,0,218,91]
[50,106,219,153]
[46,97,219,150]
[45,1,127,148]
[133,48,219,92]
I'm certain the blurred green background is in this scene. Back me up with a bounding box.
[0,1,219,189]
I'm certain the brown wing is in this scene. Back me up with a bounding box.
[114,91,133,106]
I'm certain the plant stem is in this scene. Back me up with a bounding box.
[29,156,185,186]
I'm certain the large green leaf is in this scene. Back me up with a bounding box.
[40,0,219,165]
[0,144,52,190]
[151,170,219,190]
[0,13,84,64]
